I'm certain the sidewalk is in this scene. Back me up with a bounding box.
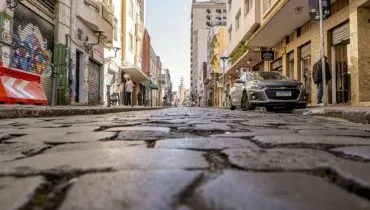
[293,106,370,124]
[0,105,164,119]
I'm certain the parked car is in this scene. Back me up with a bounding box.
[229,71,307,111]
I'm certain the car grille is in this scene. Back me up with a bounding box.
[265,89,300,100]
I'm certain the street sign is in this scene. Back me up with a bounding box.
[309,0,331,21]
[260,50,275,61]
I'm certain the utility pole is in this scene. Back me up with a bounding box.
[221,56,228,108]
[318,0,327,106]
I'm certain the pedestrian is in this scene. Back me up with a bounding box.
[312,56,332,105]
[125,78,133,106]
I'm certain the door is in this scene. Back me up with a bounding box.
[88,59,101,105]
[334,43,351,104]
[300,43,311,104]
[75,51,81,102]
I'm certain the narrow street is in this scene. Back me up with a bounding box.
[0,107,370,210]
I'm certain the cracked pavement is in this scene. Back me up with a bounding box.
[0,107,370,210]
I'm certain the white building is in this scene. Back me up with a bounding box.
[69,0,115,105]
[120,0,148,106]
[190,0,227,106]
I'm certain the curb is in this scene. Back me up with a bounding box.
[0,107,165,119]
[293,109,370,124]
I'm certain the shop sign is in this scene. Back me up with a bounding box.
[260,50,275,61]
[92,45,104,64]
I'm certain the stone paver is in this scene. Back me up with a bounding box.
[0,148,208,175]
[333,161,370,188]
[5,132,116,144]
[44,141,146,154]
[253,135,370,146]
[0,176,45,210]
[0,142,50,158]
[298,129,370,137]
[59,170,201,210]
[187,171,370,210]
[211,129,294,138]
[332,146,370,160]
[156,138,258,150]
[224,148,339,170]
[0,107,369,209]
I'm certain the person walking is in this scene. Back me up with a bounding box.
[125,78,133,106]
[312,56,332,105]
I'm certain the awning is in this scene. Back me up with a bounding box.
[249,0,310,47]
[121,66,149,83]
[225,49,260,80]
[145,83,159,89]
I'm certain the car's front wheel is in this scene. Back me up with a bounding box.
[241,92,255,111]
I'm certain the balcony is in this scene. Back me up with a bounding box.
[135,55,143,67]
[76,0,114,42]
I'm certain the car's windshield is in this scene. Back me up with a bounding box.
[253,72,289,81]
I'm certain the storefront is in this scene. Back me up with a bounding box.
[331,22,351,104]
[287,51,294,79]
[12,2,54,104]
[87,59,101,105]
[300,43,312,104]
[271,58,282,72]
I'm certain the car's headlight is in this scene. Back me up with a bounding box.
[249,81,266,90]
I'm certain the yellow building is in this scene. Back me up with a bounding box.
[206,27,229,107]
[226,0,370,106]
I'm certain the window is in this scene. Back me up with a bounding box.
[129,0,134,18]
[216,16,222,20]
[263,0,277,14]
[206,9,211,13]
[206,15,211,20]
[223,9,227,13]
[228,25,232,41]
[223,16,227,20]
[206,22,212,27]
[216,9,222,14]
[235,9,241,29]
[129,33,133,51]
[244,0,253,16]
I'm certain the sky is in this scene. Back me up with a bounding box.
[145,0,191,91]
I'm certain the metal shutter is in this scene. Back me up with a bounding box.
[300,43,311,58]
[332,22,350,45]
[88,60,101,105]
[12,3,55,104]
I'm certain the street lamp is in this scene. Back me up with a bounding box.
[220,56,228,107]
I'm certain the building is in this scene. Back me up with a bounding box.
[149,46,161,107]
[178,77,186,106]
[120,0,148,106]
[190,0,227,105]
[162,68,173,106]
[205,26,228,107]
[226,0,370,106]
[0,0,114,106]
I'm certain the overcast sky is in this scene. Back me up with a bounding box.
[146,0,191,91]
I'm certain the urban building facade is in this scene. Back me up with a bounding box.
[190,0,227,106]
[213,0,370,107]
[162,68,173,106]
[205,26,228,107]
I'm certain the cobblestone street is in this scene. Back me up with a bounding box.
[1,107,370,210]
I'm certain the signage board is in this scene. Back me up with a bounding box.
[260,50,275,61]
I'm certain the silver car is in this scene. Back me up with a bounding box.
[229,71,307,111]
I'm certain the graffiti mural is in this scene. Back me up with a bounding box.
[11,24,52,75]
[12,3,54,75]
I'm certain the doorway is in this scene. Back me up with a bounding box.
[75,51,82,103]
[333,42,351,104]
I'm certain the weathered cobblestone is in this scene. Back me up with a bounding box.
[0,107,369,209]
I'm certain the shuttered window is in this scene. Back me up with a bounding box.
[332,22,350,45]
[300,43,311,58]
